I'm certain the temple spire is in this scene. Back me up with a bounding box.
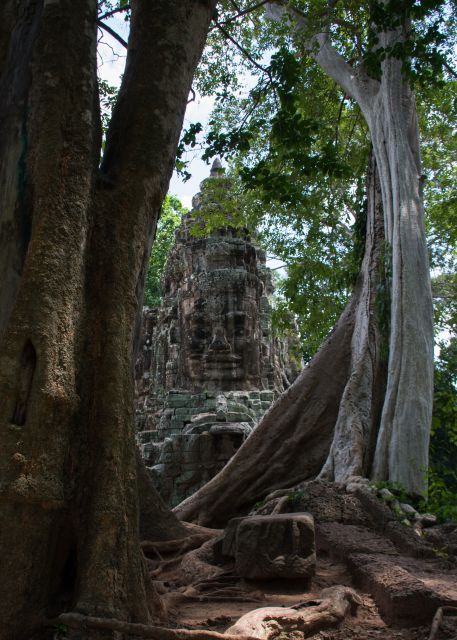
[210,157,224,178]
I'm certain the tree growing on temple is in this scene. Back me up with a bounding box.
[175,0,456,524]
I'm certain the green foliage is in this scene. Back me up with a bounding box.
[424,471,457,522]
[144,196,186,308]
[371,480,412,505]
[98,78,118,139]
[426,339,457,521]
[286,489,305,510]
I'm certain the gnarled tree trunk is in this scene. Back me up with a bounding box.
[0,1,216,638]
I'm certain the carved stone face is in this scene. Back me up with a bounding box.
[180,251,263,390]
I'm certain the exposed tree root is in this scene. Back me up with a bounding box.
[141,530,219,556]
[50,612,258,640]
[49,585,359,640]
[183,573,264,603]
[148,554,189,578]
[179,538,228,584]
[225,586,361,639]
[428,606,457,640]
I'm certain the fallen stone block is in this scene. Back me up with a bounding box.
[225,513,316,581]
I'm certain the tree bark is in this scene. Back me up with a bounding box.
[312,5,434,496]
[367,58,433,495]
[319,153,386,482]
[264,0,434,497]
[0,1,216,638]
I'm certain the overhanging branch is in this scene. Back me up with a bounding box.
[98,4,131,21]
[265,1,377,111]
[215,20,272,80]
[96,19,128,49]
[217,0,271,27]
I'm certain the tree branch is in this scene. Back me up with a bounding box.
[217,0,271,27]
[215,20,272,80]
[96,19,128,49]
[265,1,377,112]
[98,4,130,21]
[444,61,457,79]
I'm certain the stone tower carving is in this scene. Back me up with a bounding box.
[135,160,301,505]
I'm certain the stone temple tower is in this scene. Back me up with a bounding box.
[135,160,301,506]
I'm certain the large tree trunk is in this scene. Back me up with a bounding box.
[310,5,433,496]
[0,1,216,638]
[311,4,434,495]
[368,61,434,495]
[174,154,385,527]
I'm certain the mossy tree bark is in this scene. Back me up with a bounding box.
[0,1,216,638]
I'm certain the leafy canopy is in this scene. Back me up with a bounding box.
[144,196,186,308]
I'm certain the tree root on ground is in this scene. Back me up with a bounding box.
[49,612,258,640]
[48,585,359,639]
[428,606,457,640]
[226,586,361,639]
[184,573,263,603]
[142,532,215,556]
[148,553,190,578]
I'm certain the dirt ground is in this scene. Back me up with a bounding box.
[148,483,457,639]
[157,552,449,639]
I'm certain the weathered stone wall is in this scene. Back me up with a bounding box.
[135,161,302,506]
[137,389,274,506]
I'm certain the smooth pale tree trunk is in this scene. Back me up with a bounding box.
[292,1,433,495]
[0,1,216,638]
[367,65,434,493]
[319,154,386,482]
[306,1,434,495]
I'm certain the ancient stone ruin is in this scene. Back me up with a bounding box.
[135,160,302,506]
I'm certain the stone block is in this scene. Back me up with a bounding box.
[170,416,185,429]
[228,513,316,581]
[175,408,193,417]
[225,411,254,423]
[137,430,157,444]
[191,412,218,424]
[229,392,250,403]
[167,395,191,408]
[259,390,274,402]
[209,422,252,438]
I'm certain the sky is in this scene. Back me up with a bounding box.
[98,14,215,211]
